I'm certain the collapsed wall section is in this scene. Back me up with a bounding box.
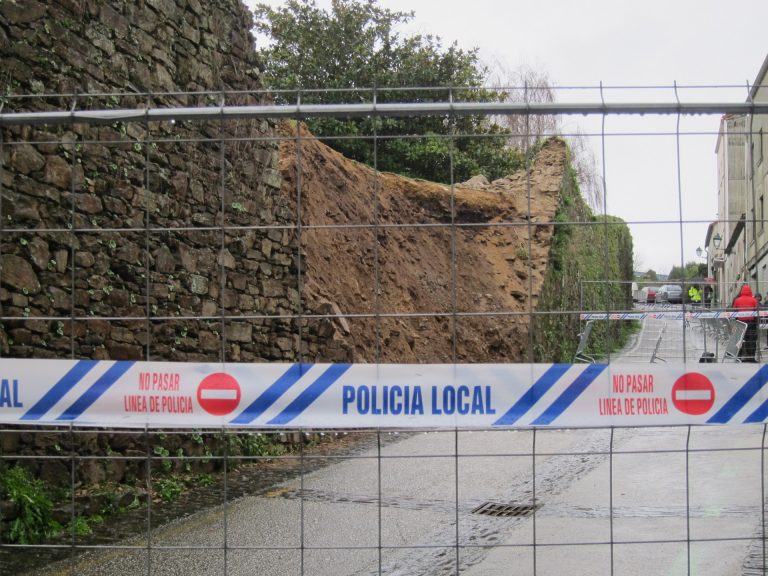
[279,124,567,363]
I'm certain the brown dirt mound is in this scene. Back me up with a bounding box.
[278,123,567,362]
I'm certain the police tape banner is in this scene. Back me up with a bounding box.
[581,310,768,320]
[3,359,768,428]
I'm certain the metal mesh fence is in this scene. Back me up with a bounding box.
[1,87,768,575]
[2,425,768,575]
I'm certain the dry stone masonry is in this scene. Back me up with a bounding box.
[0,0,356,500]
[0,0,311,363]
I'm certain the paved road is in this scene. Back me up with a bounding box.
[33,309,768,575]
[611,304,713,363]
[36,425,768,576]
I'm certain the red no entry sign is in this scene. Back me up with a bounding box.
[671,373,715,415]
[197,373,241,416]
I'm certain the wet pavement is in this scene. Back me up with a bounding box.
[610,304,709,363]
[27,425,768,576]
[16,308,768,575]
[8,431,398,576]
[462,426,765,576]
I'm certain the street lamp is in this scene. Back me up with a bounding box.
[696,246,703,259]
[709,231,724,309]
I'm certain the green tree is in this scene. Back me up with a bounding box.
[253,0,525,182]
[644,269,658,281]
[668,261,704,281]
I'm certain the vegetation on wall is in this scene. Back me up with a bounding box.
[0,432,288,545]
[0,465,61,544]
[533,151,635,362]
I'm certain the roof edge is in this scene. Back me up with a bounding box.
[750,53,768,100]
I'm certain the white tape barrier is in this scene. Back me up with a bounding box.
[2,359,768,428]
[581,310,768,320]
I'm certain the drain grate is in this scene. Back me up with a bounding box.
[471,502,541,518]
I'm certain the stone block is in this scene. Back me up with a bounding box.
[1,254,41,293]
[225,323,252,343]
[189,274,209,295]
[107,342,143,360]
[11,143,45,174]
[99,3,129,36]
[0,0,47,24]
[74,193,103,214]
[217,248,236,269]
[154,245,176,273]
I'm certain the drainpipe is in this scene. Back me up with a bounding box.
[748,90,759,293]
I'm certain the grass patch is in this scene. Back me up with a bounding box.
[0,465,61,544]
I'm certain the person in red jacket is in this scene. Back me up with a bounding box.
[733,284,759,362]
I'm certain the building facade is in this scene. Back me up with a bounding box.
[713,55,768,305]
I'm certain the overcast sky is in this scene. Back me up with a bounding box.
[247,0,768,276]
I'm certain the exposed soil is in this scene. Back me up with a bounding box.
[278,124,568,362]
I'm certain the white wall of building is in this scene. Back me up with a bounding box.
[715,54,768,306]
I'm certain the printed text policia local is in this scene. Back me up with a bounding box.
[342,385,495,416]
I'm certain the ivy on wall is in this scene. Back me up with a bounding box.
[533,156,636,362]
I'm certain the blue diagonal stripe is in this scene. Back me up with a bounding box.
[709,365,768,424]
[230,363,310,424]
[58,361,135,421]
[267,364,351,425]
[743,397,768,424]
[531,363,608,426]
[493,364,571,426]
[21,360,98,421]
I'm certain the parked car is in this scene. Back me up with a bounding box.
[656,284,683,304]
[645,286,659,303]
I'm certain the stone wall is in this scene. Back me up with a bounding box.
[0,0,306,363]
[0,0,356,504]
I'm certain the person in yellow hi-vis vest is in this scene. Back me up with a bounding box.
[688,285,702,304]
